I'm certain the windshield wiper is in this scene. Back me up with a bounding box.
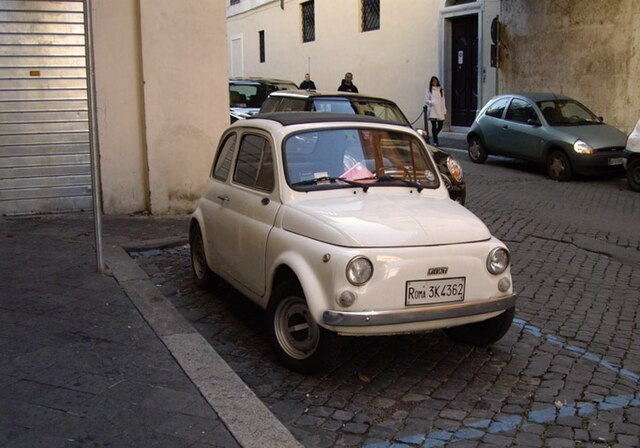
[291,176,370,192]
[374,175,424,192]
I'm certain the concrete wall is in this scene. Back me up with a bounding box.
[93,0,229,214]
[499,0,640,134]
[227,0,441,128]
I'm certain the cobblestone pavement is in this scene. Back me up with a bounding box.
[132,156,640,447]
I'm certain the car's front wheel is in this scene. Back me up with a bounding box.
[190,226,217,289]
[546,150,572,181]
[267,280,341,373]
[468,136,487,163]
[627,157,640,192]
[444,306,515,346]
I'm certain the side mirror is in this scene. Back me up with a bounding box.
[597,116,604,123]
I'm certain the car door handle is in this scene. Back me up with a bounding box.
[217,195,229,202]
[502,125,509,129]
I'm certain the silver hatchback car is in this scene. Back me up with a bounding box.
[467,93,627,181]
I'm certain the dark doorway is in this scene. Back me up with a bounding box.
[450,14,478,126]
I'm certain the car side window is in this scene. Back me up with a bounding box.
[212,133,237,181]
[505,98,538,124]
[233,134,275,192]
[484,97,509,118]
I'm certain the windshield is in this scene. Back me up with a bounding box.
[537,99,600,126]
[310,98,410,125]
[284,128,439,191]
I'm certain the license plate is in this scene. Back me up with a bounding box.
[608,157,624,166]
[405,277,465,306]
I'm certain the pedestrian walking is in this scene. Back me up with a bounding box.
[424,76,447,146]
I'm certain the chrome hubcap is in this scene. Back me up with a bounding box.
[274,296,319,360]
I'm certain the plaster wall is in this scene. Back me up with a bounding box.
[499,0,640,133]
[227,0,441,127]
[92,0,147,214]
[138,0,229,214]
[92,0,229,215]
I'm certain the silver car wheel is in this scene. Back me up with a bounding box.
[273,296,320,360]
[468,136,487,163]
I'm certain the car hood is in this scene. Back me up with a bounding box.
[281,193,491,247]
[556,124,627,149]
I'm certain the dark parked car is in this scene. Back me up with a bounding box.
[229,77,298,119]
[467,93,627,181]
[260,90,466,204]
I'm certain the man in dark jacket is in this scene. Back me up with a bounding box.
[299,73,316,90]
[337,72,358,93]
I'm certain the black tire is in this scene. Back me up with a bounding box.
[627,157,640,192]
[267,280,341,373]
[444,306,515,346]
[546,150,572,181]
[190,226,216,290]
[468,136,487,164]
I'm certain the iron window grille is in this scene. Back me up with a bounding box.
[259,30,265,63]
[362,0,380,32]
[301,1,315,43]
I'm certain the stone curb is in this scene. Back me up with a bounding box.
[104,243,303,448]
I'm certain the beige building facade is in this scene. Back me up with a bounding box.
[0,0,229,216]
[227,0,638,134]
[95,0,229,214]
[227,0,501,132]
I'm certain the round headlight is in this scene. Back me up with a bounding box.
[446,156,464,183]
[346,256,373,286]
[573,139,595,155]
[487,248,510,275]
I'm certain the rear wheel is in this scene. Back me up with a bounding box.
[267,280,341,373]
[546,150,572,181]
[627,157,640,191]
[190,226,216,289]
[468,136,487,163]
[444,306,515,346]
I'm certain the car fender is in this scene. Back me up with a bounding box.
[264,228,345,329]
[541,140,572,160]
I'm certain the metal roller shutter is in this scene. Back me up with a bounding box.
[0,0,91,215]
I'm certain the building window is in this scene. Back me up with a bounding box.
[230,0,240,5]
[362,0,380,32]
[301,1,315,43]
[259,30,265,63]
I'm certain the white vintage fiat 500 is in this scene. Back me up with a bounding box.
[190,113,516,372]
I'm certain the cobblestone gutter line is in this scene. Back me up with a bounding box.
[364,319,640,447]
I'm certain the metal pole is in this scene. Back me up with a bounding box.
[83,0,105,273]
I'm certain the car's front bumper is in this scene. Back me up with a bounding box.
[571,149,626,175]
[323,293,516,327]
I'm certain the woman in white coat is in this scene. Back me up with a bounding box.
[424,76,447,146]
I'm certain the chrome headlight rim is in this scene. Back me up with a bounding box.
[346,256,374,286]
[446,156,464,183]
[486,247,510,275]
